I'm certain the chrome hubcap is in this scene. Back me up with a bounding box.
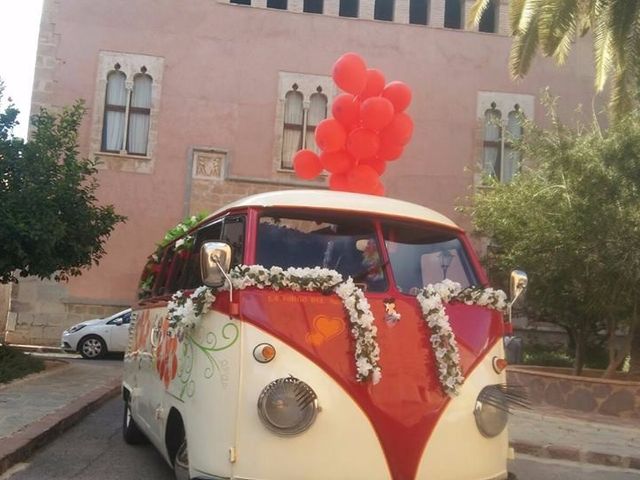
[82,338,102,357]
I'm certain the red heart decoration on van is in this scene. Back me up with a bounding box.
[305,315,345,346]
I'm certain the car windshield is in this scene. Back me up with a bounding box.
[256,213,388,292]
[382,221,478,295]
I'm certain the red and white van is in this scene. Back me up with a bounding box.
[122,190,526,480]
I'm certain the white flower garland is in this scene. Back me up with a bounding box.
[166,265,381,384]
[166,267,506,392]
[417,279,508,396]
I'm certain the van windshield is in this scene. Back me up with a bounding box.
[256,214,388,292]
[382,221,478,295]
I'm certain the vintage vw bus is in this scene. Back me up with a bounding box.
[122,190,526,480]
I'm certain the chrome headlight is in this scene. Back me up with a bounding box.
[67,324,87,334]
[474,386,508,438]
[257,376,318,436]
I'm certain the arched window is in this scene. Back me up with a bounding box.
[410,0,428,25]
[127,73,152,155]
[339,0,358,17]
[504,106,524,181]
[479,0,497,33]
[483,103,502,178]
[444,0,462,29]
[374,0,394,21]
[306,90,328,152]
[101,69,127,152]
[281,87,304,169]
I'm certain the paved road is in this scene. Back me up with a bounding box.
[1,397,638,480]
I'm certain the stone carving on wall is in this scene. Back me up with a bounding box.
[192,149,226,180]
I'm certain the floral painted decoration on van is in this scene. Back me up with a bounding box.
[417,280,508,396]
[166,265,382,384]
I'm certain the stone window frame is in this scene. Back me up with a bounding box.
[476,91,534,184]
[273,72,336,176]
[90,51,164,174]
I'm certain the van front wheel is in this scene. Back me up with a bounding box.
[174,439,189,480]
[122,400,146,445]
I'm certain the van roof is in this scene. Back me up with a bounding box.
[209,190,459,230]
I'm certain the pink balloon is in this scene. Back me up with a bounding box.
[332,53,368,95]
[315,118,347,153]
[320,150,355,174]
[361,97,395,131]
[293,150,323,180]
[329,173,350,191]
[380,112,414,147]
[332,94,361,130]
[382,81,412,112]
[359,68,386,99]
[346,128,380,159]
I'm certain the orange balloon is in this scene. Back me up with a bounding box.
[315,118,347,153]
[347,164,380,194]
[382,81,412,113]
[377,141,403,161]
[332,53,368,95]
[293,149,323,180]
[373,182,385,196]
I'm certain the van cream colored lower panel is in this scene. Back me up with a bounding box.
[233,323,391,480]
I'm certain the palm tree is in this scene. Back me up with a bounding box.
[470,0,640,119]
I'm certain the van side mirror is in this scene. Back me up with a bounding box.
[509,270,528,307]
[201,242,232,287]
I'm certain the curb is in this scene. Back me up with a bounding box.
[510,440,640,470]
[0,379,121,476]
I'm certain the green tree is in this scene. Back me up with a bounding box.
[466,98,640,376]
[470,0,640,118]
[0,82,126,283]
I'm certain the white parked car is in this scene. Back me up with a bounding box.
[61,308,132,359]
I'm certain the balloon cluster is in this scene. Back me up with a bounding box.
[292,53,413,196]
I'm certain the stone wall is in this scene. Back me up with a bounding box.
[508,366,640,420]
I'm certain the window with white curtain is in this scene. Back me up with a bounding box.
[482,102,524,182]
[100,65,153,156]
[280,84,328,169]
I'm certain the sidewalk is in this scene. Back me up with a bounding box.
[0,357,122,475]
[509,405,640,469]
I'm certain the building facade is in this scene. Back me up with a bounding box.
[4,0,597,345]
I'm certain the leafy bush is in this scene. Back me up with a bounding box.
[0,345,45,384]
[522,343,573,368]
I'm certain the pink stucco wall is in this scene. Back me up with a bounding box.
[37,0,597,305]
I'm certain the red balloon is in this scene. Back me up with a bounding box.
[293,149,323,180]
[377,141,403,161]
[347,165,380,194]
[382,81,412,113]
[361,97,394,131]
[373,182,385,196]
[359,68,386,99]
[315,118,347,153]
[332,94,361,130]
[329,173,350,191]
[346,128,380,159]
[320,150,355,174]
[332,53,367,95]
[360,157,386,175]
[380,113,414,147]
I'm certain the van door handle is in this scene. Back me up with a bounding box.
[150,327,159,348]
